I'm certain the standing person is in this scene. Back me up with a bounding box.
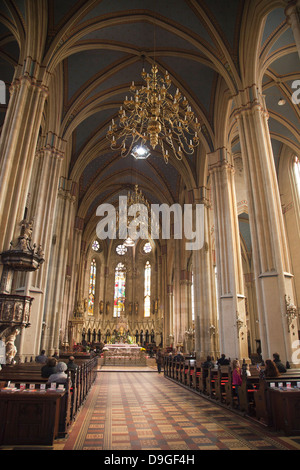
[156,348,163,374]
[232,360,243,405]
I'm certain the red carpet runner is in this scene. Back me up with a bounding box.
[59,371,300,451]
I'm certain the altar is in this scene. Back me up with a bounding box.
[103,343,146,366]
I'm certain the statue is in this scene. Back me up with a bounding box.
[5,328,20,364]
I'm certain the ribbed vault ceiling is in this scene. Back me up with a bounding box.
[0,0,299,235]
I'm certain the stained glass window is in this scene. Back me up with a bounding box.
[144,261,151,317]
[114,263,126,318]
[92,240,100,252]
[88,259,96,315]
[143,242,152,254]
[116,244,127,255]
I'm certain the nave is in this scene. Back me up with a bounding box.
[52,369,300,452]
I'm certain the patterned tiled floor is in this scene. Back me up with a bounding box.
[58,371,300,451]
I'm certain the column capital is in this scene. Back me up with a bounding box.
[285,0,300,23]
[207,147,234,174]
[36,132,66,160]
[10,73,49,99]
[57,178,77,204]
[185,187,211,208]
[233,85,268,120]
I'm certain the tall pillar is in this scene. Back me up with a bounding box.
[16,139,65,359]
[180,270,192,352]
[61,217,84,350]
[0,73,48,252]
[208,150,249,361]
[285,0,300,60]
[193,187,219,360]
[235,85,297,364]
[41,179,77,354]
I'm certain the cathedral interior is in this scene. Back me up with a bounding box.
[0,0,300,368]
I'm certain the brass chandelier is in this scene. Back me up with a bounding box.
[116,184,154,247]
[106,64,201,163]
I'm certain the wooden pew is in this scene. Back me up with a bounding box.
[187,360,196,388]
[206,367,219,398]
[224,367,236,407]
[0,388,65,446]
[169,358,175,379]
[166,356,173,377]
[238,366,261,415]
[268,386,300,435]
[215,366,230,403]
[180,360,189,386]
[175,358,183,382]
[196,363,206,393]
[0,377,72,441]
[0,356,98,442]
[0,363,48,385]
[254,375,300,426]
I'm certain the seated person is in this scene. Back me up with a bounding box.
[35,350,48,364]
[41,357,57,378]
[272,353,286,373]
[67,356,78,371]
[47,361,68,384]
[217,354,230,365]
[261,359,281,378]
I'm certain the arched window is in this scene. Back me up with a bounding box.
[144,261,151,317]
[88,259,96,315]
[143,242,152,254]
[114,263,126,318]
[293,156,300,197]
[191,272,195,322]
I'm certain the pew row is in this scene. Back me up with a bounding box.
[0,355,98,446]
[164,357,300,435]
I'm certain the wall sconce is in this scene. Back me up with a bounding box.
[209,324,216,336]
[285,295,298,333]
[236,313,244,336]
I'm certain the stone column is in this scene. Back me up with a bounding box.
[285,0,300,60]
[180,270,191,352]
[208,149,249,361]
[16,140,65,359]
[41,179,77,354]
[166,284,174,349]
[61,217,84,349]
[192,187,219,360]
[235,85,296,364]
[0,73,48,252]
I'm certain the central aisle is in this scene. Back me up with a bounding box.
[58,371,299,451]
